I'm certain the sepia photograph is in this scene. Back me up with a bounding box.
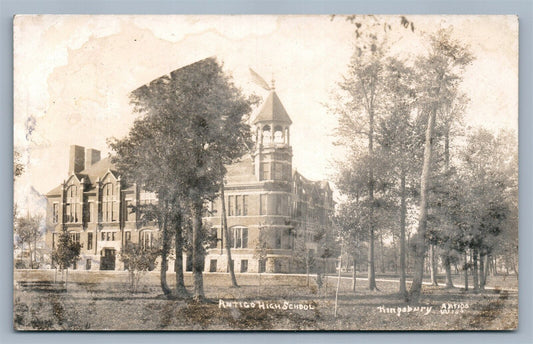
[13,14,518,331]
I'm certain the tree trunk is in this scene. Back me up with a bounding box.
[191,200,205,301]
[379,233,385,274]
[174,211,188,298]
[352,255,357,293]
[220,183,238,287]
[479,252,486,291]
[472,249,479,292]
[160,211,172,297]
[399,171,407,298]
[444,254,454,288]
[464,252,469,291]
[306,250,310,287]
[368,109,377,291]
[430,244,438,286]
[409,106,437,302]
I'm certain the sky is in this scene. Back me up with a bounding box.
[13,15,518,213]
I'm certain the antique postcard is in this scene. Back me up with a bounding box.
[13,15,518,331]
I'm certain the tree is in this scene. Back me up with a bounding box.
[457,128,515,291]
[120,242,159,292]
[110,58,255,301]
[334,200,368,293]
[331,16,417,292]
[253,226,269,289]
[375,57,423,297]
[14,214,43,269]
[220,182,238,287]
[52,230,81,289]
[409,29,473,302]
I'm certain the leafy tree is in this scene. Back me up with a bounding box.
[457,129,515,291]
[334,200,368,293]
[110,58,255,301]
[120,242,159,292]
[331,16,417,292]
[14,214,43,269]
[52,231,81,288]
[375,57,423,297]
[409,29,473,302]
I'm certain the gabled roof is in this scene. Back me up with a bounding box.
[252,91,292,125]
[46,157,117,196]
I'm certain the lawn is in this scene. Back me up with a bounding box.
[13,270,518,331]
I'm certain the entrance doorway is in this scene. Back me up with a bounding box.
[100,248,116,270]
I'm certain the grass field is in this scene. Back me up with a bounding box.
[13,270,518,331]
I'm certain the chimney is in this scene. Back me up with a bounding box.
[68,145,85,175]
[85,148,101,170]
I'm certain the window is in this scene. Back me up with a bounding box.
[101,232,105,241]
[125,231,131,244]
[235,227,241,248]
[261,163,271,180]
[65,185,80,223]
[283,164,291,180]
[86,259,91,270]
[65,186,80,223]
[259,259,266,273]
[260,194,267,215]
[87,232,93,250]
[242,196,248,215]
[242,228,248,248]
[209,259,217,272]
[140,230,153,249]
[102,183,117,222]
[276,195,282,215]
[274,195,288,215]
[227,196,234,216]
[235,196,241,216]
[275,230,282,249]
[262,125,271,145]
[229,227,248,249]
[274,163,283,180]
[124,200,134,222]
[87,202,93,223]
[240,260,248,273]
[69,232,80,244]
[52,203,59,223]
[139,191,157,205]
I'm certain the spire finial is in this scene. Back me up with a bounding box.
[270,73,275,90]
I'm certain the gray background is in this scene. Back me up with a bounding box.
[2,0,531,343]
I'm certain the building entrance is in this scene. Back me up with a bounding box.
[100,248,116,270]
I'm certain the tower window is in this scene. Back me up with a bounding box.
[261,163,271,180]
[274,126,284,143]
[262,125,271,145]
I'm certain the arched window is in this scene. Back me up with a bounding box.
[273,125,284,144]
[65,185,79,223]
[102,183,118,222]
[262,125,271,145]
